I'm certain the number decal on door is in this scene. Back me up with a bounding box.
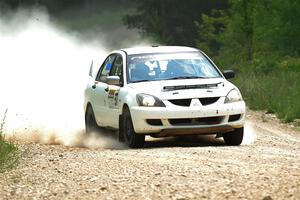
[107,85,120,109]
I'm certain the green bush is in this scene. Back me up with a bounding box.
[0,110,19,173]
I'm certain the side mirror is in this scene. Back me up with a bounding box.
[106,76,120,86]
[223,70,235,79]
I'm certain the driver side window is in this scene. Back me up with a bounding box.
[109,55,123,85]
[96,54,116,82]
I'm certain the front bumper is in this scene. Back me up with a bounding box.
[130,98,246,135]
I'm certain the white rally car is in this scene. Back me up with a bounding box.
[84,46,246,148]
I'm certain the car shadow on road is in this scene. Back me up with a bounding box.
[94,128,226,149]
[144,135,226,149]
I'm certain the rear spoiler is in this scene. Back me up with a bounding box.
[89,60,93,77]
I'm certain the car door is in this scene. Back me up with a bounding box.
[91,54,116,126]
[104,54,124,128]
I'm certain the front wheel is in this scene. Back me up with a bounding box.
[121,109,145,148]
[223,127,244,146]
[85,106,98,134]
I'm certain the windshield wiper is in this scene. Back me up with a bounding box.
[166,76,207,80]
[130,79,151,83]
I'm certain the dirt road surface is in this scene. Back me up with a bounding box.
[1,110,300,200]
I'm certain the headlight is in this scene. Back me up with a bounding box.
[136,94,165,107]
[224,89,242,103]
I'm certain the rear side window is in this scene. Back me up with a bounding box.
[96,54,116,82]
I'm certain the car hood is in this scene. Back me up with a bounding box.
[127,78,237,100]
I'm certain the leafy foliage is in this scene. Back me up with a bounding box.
[0,110,19,173]
[199,0,300,62]
[196,0,300,121]
[195,10,227,56]
[123,0,228,46]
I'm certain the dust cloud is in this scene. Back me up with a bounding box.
[0,9,125,149]
[242,122,256,145]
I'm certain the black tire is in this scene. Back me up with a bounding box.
[121,108,145,148]
[85,105,98,134]
[118,115,125,142]
[223,127,244,146]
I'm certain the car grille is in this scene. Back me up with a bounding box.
[199,97,220,105]
[168,97,220,107]
[168,99,192,107]
[168,116,223,126]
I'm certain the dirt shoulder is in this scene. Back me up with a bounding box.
[0,110,299,200]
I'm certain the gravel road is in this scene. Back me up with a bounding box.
[1,110,299,200]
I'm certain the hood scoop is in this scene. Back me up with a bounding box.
[163,82,224,91]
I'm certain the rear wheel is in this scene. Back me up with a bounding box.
[85,105,98,134]
[223,127,244,145]
[121,108,145,148]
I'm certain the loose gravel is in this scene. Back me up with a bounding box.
[0,110,299,200]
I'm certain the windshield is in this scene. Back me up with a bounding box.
[127,51,222,83]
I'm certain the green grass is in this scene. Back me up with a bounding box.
[0,109,19,173]
[233,60,300,123]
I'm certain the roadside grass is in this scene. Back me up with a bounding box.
[0,110,19,173]
[234,64,300,123]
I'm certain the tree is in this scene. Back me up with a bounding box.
[123,0,228,46]
[197,0,300,65]
[195,10,227,56]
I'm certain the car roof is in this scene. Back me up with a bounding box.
[121,46,199,55]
